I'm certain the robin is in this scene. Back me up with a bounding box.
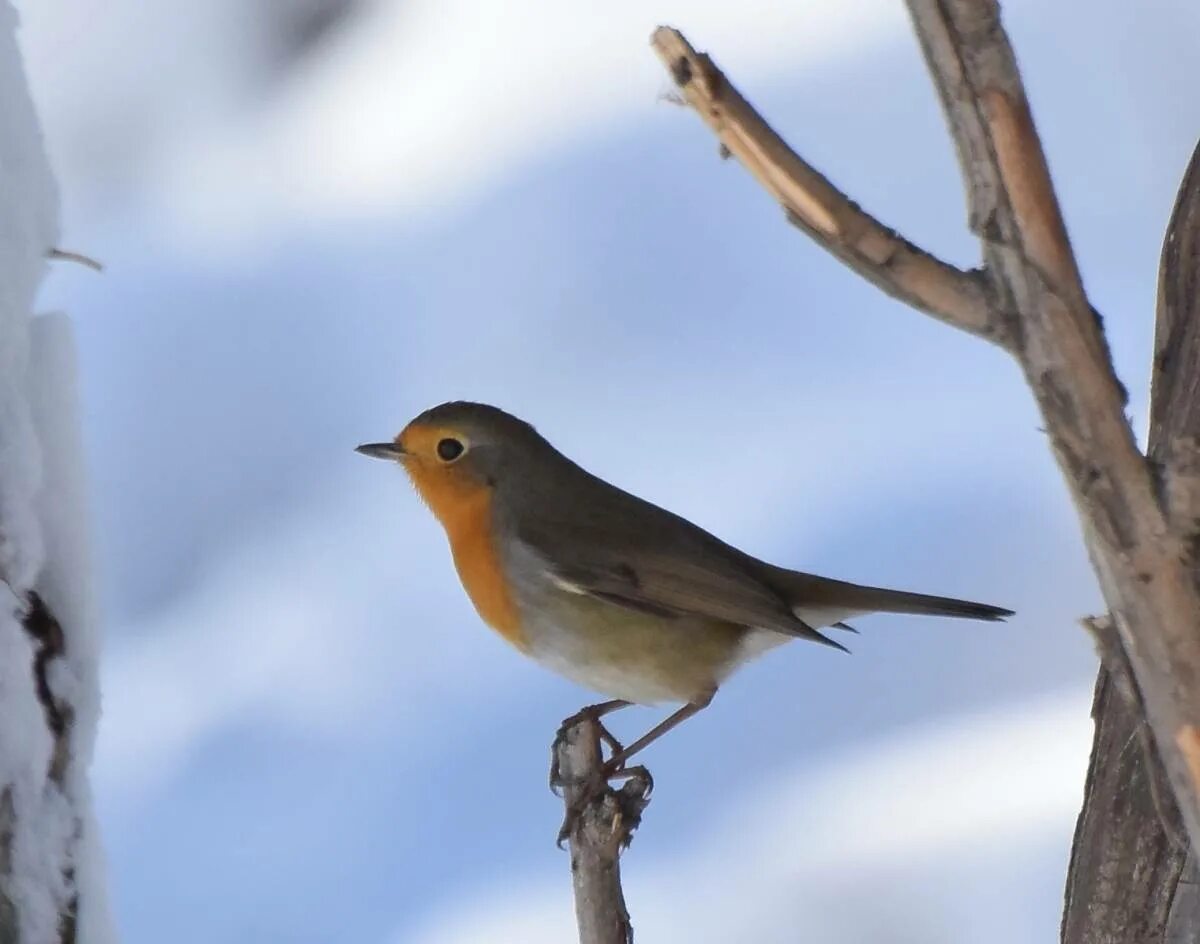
[357,401,1012,778]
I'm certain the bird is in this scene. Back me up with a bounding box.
[357,401,1012,776]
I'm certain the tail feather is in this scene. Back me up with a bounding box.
[854,586,1013,621]
[763,566,1013,624]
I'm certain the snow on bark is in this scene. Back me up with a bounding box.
[0,3,112,942]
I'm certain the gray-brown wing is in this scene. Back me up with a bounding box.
[512,482,845,649]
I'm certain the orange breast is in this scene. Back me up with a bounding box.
[406,466,526,651]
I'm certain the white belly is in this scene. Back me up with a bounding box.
[503,540,796,704]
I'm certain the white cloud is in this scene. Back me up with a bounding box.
[200,0,909,224]
[402,688,1092,944]
[20,0,913,245]
[93,472,510,798]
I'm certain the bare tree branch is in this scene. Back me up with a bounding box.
[553,718,650,944]
[652,4,1200,860]
[906,0,1200,866]
[650,28,999,345]
[905,1,1088,310]
[44,248,103,273]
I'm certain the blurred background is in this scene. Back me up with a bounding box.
[14,0,1200,940]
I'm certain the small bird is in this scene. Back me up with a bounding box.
[357,401,1012,774]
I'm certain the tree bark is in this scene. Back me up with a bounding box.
[1062,618,1188,942]
[1061,137,1200,943]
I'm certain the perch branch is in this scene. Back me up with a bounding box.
[650,27,1000,345]
[653,4,1200,858]
[553,717,650,944]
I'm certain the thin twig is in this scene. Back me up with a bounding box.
[45,248,103,273]
[650,27,1001,346]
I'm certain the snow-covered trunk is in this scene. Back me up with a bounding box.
[0,4,111,943]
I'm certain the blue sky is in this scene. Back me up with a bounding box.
[16,0,1200,940]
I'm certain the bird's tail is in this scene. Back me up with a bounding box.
[763,565,1013,625]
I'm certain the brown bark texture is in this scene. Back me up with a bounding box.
[1062,132,1200,944]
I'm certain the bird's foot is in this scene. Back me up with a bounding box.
[549,707,627,795]
[554,765,653,848]
[550,704,652,847]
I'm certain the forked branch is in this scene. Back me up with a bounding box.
[650,28,999,345]
[652,1,1200,864]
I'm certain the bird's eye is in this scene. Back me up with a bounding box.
[437,437,465,462]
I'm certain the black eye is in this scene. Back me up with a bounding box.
[437,437,465,462]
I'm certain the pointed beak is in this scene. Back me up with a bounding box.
[356,441,406,461]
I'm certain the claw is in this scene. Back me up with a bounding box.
[556,808,576,848]
[550,702,628,795]
[611,764,653,798]
[553,764,655,848]
[555,771,605,847]
[550,700,641,847]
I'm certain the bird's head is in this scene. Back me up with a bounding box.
[357,401,547,522]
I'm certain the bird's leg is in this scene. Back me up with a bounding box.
[601,690,715,778]
[552,693,711,845]
[549,699,631,794]
[555,765,654,848]
[559,699,631,756]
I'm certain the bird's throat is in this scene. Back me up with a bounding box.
[406,466,526,651]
